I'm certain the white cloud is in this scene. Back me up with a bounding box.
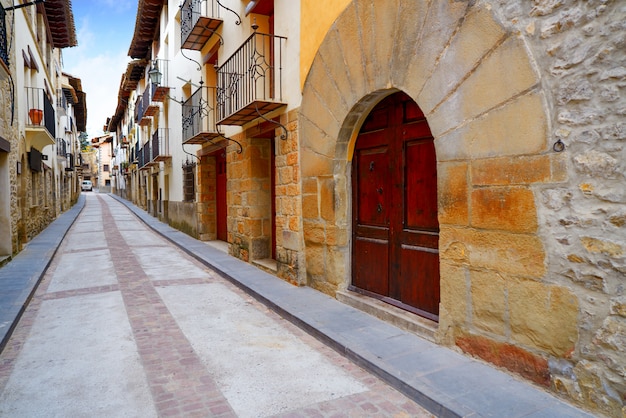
[63,16,132,139]
[65,52,128,139]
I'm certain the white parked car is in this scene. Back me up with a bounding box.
[81,180,93,191]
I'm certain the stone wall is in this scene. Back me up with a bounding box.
[298,0,625,415]
[274,110,305,285]
[166,200,198,239]
[0,77,18,256]
[227,133,273,262]
[488,0,626,415]
[197,152,217,241]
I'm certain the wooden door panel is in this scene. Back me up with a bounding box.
[405,139,438,232]
[398,246,440,318]
[356,147,389,227]
[353,237,389,295]
[401,120,434,141]
[400,229,438,249]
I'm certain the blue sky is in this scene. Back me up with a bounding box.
[62,0,138,139]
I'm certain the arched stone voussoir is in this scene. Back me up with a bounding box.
[388,0,431,78]
[395,0,470,95]
[316,32,359,111]
[300,83,342,145]
[301,57,349,133]
[427,35,541,138]
[299,114,338,159]
[434,92,548,162]
[418,5,509,115]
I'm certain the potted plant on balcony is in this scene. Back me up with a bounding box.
[29,108,43,125]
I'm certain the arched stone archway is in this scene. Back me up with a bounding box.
[299,1,575,373]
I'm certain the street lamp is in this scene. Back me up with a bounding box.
[148,61,162,86]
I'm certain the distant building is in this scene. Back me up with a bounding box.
[90,135,113,193]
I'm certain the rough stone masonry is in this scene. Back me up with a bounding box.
[491,0,625,416]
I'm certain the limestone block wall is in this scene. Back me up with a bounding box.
[227,134,273,262]
[197,152,217,241]
[274,110,305,285]
[298,0,625,415]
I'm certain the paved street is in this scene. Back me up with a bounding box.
[0,194,431,417]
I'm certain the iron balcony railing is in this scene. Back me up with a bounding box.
[56,138,67,157]
[182,86,221,144]
[134,95,144,123]
[57,89,68,115]
[149,59,170,102]
[141,84,157,120]
[217,31,286,125]
[139,141,150,169]
[150,128,170,163]
[180,0,222,50]
[25,87,56,137]
[65,154,75,171]
[0,7,8,69]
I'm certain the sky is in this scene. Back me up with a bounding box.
[62,0,138,140]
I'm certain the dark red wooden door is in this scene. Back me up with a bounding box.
[352,92,440,320]
[216,151,227,241]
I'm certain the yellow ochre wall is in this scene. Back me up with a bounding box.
[300,0,351,90]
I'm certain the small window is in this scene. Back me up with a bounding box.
[183,161,195,202]
[103,164,109,172]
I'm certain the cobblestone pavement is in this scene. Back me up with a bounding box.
[0,194,432,417]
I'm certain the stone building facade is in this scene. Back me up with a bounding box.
[0,0,84,262]
[299,1,625,416]
[109,1,624,415]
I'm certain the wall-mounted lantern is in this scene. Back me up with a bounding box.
[148,61,162,86]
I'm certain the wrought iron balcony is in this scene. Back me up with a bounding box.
[182,86,224,147]
[217,31,286,126]
[139,141,150,170]
[56,138,67,157]
[148,128,171,165]
[149,59,170,102]
[65,154,75,172]
[142,128,172,168]
[134,95,144,123]
[25,87,56,149]
[142,83,159,121]
[57,89,68,115]
[180,0,223,51]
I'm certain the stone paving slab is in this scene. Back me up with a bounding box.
[0,195,85,351]
[110,194,596,418]
[0,193,596,417]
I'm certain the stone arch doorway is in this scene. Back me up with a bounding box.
[299,0,548,327]
[351,92,439,320]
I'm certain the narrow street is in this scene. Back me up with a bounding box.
[0,194,431,417]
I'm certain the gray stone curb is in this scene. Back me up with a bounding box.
[0,195,86,352]
[110,194,596,418]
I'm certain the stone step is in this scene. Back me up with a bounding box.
[336,290,437,342]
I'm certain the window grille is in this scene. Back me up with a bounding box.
[183,161,196,202]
